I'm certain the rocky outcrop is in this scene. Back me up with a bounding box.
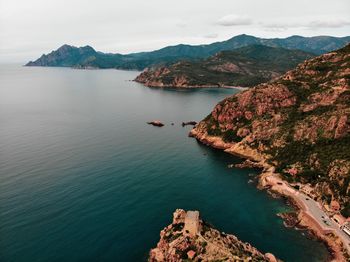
[135,45,315,88]
[181,121,197,127]
[149,209,278,262]
[235,159,264,169]
[147,121,164,127]
[190,44,350,214]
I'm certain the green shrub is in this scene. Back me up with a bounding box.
[341,204,350,218]
[222,130,241,143]
[207,127,222,136]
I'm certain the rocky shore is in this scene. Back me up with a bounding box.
[149,209,279,262]
[189,128,349,261]
[185,44,350,261]
[182,121,197,127]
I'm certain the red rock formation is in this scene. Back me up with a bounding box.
[149,209,278,262]
[190,44,350,211]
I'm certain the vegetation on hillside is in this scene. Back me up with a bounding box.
[135,45,315,87]
[195,44,350,212]
[26,34,350,70]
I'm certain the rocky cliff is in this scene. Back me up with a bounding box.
[149,209,278,262]
[135,45,315,88]
[190,44,350,216]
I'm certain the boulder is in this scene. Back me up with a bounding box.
[147,121,164,127]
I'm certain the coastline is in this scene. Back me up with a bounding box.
[189,127,350,262]
[133,80,249,90]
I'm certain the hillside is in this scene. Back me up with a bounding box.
[190,44,350,216]
[25,34,350,70]
[149,209,278,262]
[135,45,315,88]
[25,45,125,69]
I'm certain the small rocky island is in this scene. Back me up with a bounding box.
[149,209,278,262]
[182,121,197,127]
[147,121,165,127]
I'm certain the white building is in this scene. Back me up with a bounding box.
[342,222,350,237]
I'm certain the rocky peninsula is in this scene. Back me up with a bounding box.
[135,45,314,88]
[189,44,350,261]
[149,209,278,262]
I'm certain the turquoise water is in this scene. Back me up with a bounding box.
[0,65,329,262]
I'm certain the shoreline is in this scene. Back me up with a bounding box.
[133,80,249,90]
[189,128,350,262]
[24,64,143,72]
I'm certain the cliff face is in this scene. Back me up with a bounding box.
[135,45,314,88]
[149,209,277,262]
[190,44,350,215]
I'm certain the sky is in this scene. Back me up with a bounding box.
[0,0,349,63]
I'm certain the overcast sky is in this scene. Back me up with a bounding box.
[0,0,349,62]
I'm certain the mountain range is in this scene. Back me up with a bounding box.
[26,34,350,70]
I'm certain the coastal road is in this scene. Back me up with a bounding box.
[295,192,350,255]
[264,172,350,256]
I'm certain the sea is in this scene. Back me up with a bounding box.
[0,65,329,262]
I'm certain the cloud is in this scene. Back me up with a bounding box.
[261,18,350,31]
[308,19,350,28]
[203,33,218,39]
[216,14,252,26]
[176,22,187,28]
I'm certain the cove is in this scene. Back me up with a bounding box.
[0,65,329,262]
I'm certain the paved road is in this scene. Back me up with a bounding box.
[264,172,350,255]
[296,192,350,255]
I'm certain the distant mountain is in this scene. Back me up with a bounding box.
[25,44,125,69]
[135,45,315,88]
[26,34,350,70]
